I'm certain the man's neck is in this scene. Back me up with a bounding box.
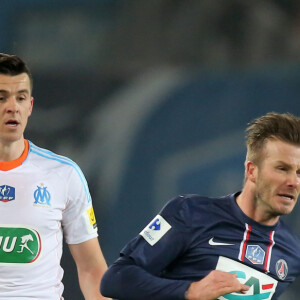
[0,138,26,161]
[236,187,280,226]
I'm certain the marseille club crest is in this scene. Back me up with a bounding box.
[33,183,51,207]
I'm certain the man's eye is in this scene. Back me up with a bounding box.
[278,167,287,171]
[18,96,26,101]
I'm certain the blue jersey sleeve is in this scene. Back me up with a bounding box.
[101,256,191,300]
[101,196,194,299]
[121,195,192,274]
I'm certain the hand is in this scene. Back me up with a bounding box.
[184,270,249,300]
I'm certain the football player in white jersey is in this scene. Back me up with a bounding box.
[0,53,111,300]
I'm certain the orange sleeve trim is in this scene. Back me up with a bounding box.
[0,140,29,171]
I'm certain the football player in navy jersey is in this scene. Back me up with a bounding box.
[101,112,300,300]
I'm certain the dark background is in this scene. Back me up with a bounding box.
[1,0,300,299]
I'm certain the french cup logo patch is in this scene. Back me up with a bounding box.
[0,185,15,202]
[245,245,265,265]
[0,226,41,264]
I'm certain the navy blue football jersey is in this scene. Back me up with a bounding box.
[120,193,300,299]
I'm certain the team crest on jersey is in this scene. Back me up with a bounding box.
[245,245,265,265]
[140,215,171,246]
[33,183,51,207]
[0,185,15,202]
[276,259,288,280]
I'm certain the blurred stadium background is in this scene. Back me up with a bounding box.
[2,0,300,299]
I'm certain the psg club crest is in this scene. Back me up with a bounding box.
[33,183,51,207]
[0,185,15,202]
[276,259,288,280]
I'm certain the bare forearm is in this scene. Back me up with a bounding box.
[68,239,112,300]
[78,268,111,300]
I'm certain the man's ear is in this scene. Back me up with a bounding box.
[245,161,257,183]
[28,97,34,116]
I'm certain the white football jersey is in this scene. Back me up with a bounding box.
[0,140,98,299]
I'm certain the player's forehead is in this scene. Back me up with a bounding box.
[0,73,31,93]
[262,138,300,166]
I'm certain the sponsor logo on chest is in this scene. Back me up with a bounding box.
[0,226,41,264]
[216,256,278,299]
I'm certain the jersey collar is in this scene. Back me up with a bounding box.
[0,139,29,171]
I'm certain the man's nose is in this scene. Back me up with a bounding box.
[287,172,300,188]
[5,97,19,113]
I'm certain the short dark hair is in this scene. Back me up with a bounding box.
[245,112,300,164]
[0,53,33,90]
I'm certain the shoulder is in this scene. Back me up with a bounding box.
[162,194,211,211]
[27,141,91,202]
[27,140,80,172]
[160,194,232,224]
[162,193,231,210]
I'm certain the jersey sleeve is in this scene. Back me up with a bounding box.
[62,164,98,244]
[101,196,193,299]
[122,195,192,274]
[101,256,191,300]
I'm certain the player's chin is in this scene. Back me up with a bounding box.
[276,204,295,216]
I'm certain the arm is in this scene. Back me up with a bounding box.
[101,256,249,300]
[69,237,112,300]
[100,256,191,300]
[101,196,249,300]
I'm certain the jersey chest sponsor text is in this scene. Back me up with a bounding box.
[217,256,278,299]
[0,226,41,264]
